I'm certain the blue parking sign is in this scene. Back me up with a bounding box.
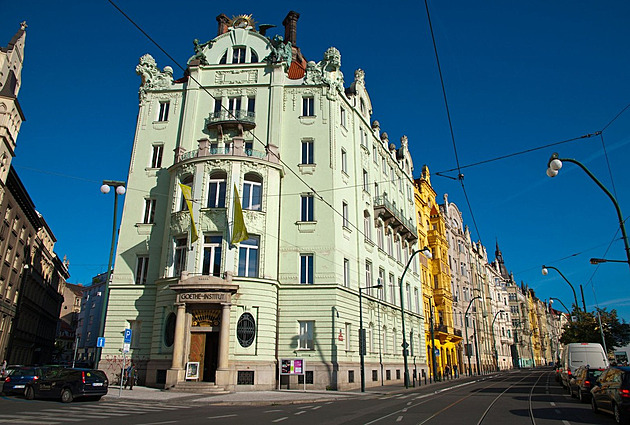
[97,337,106,348]
[124,328,132,344]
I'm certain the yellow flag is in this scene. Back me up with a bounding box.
[179,183,198,243]
[231,184,249,244]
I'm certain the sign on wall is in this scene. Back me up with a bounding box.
[186,362,199,380]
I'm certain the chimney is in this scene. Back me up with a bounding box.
[216,14,230,36]
[282,11,300,44]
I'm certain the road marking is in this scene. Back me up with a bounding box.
[407,402,412,406]
[555,409,562,414]
[402,408,408,412]
[265,410,283,413]
[550,402,556,406]
[295,411,306,415]
[137,422,178,425]
[326,401,333,404]
[562,421,571,425]
[312,406,321,410]
[207,414,237,420]
[396,416,403,422]
[272,417,288,423]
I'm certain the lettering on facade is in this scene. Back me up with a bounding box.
[177,292,230,303]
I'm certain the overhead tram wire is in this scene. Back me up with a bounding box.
[107,1,411,247]
[424,0,483,245]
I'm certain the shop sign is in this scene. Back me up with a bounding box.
[177,292,229,303]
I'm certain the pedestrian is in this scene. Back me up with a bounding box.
[0,359,6,378]
[125,363,137,390]
[444,365,450,380]
[453,364,458,378]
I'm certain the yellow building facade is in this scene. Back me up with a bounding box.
[415,166,461,379]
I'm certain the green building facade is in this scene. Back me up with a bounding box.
[101,11,428,391]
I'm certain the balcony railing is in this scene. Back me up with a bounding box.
[207,110,256,128]
[177,146,273,163]
[373,196,417,241]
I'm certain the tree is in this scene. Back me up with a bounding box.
[560,308,630,354]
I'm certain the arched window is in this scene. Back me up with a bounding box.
[179,175,193,211]
[250,49,259,63]
[242,173,262,211]
[208,171,227,208]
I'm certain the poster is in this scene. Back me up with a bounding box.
[185,362,199,380]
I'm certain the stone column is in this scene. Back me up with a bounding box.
[165,303,186,387]
[215,303,231,387]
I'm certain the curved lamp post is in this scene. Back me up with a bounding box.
[541,265,585,312]
[491,310,505,371]
[546,153,630,271]
[549,297,571,316]
[590,258,630,265]
[399,246,432,388]
[464,295,482,376]
[359,282,383,392]
[96,180,126,367]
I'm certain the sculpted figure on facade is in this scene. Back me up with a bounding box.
[189,39,214,65]
[136,54,174,101]
[263,35,292,71]
[353,68,365,87]
[304,61,322,85]
[302,47,345,100]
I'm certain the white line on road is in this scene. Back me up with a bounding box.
[207,415,237,420]
[265,410,283,413]
[295,411,306,416]
[550,402,556,406]
[402,408,408,413]
[137,421,178,425]
[396,416,403,422]
[272,417,288,423]
[562,421,571,425]
[312,406,321,410]
[407,402,412,406]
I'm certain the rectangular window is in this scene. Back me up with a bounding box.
[363,170,369,192]
[341,148,347,174]
[300,194,314,221]
[129,320,142,349]
[143,199,156,224]
[343,258,350,288]
[302,97,314,116]
[377,224,384,250]
[214,98,222,114]
[298,321,314,350]
[208,179,227,208]
[238,237,259,277]
[389,274,396,306]
[247,97,255,113]
[158,102,170,122]
[228,97,242,115]
[135,256,149,285]
[406,284,411,310]
[342,202,349,228]
[340,107,346,127]
[378,268,386,301]
[242,179,262,211]
[202,236,222,276]
[174,237,188,276]
[151,144,163,168]
[387,230,393,256]
[233,47,246,64]
[301,140,314,165]
[360,130,366,147]
[365,261,373,295]
[414,288,420,313]
[300,254,314,284]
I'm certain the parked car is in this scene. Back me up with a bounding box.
[591,366,630,424]
[560,343,608,389]
[2,366,48,396]
[569,366,605,402]
[24,368,108,403]
[1,365,22,381]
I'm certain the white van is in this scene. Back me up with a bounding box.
[560,343,608,388]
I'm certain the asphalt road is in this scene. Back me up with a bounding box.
[0,369,619,424]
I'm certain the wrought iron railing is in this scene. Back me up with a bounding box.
[208,110,255,125]
[373,196,417,235]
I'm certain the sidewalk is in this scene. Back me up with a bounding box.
[104,372,502,405]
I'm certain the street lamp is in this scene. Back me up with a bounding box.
[491,310,505,372]
[590,258,630,265]
[546,152,630,270]
[359,282,383,392]
[541,265,585,312]
[549,298,571,316]
[464,295,482,376]
[399,246,432,388]
[95,180,126,367]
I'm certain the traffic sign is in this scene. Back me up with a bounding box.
[123,328,132,344]
[434,348,440,356]
[123,343,130,353]
[97,337,106,348]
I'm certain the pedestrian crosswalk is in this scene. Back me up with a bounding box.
[0,400,193,424]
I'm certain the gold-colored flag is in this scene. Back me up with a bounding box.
[179,183,198,243]
[231,184,249,244]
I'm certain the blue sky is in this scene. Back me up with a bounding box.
[2,1,630,319]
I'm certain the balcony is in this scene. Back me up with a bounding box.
[176,138,280,165]
[433,323,463,343]
[206,110,256,131]
[373,196,417,242]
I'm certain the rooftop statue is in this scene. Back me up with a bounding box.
[189,38,214,65]
[136,54,173,101]
[263,35,292,71]
[303,46,344,100]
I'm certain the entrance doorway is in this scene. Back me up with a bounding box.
[189,332,219,382]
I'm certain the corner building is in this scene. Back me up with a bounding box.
[102,12,428,391]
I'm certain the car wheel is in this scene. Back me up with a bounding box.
[60,388,73,403]
[592,397,599,413]
[24,386,34,400]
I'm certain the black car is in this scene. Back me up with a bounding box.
[570,366,605,402]
[591,366,630,424]
[24,368,108,403]
[2,366,47,396]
